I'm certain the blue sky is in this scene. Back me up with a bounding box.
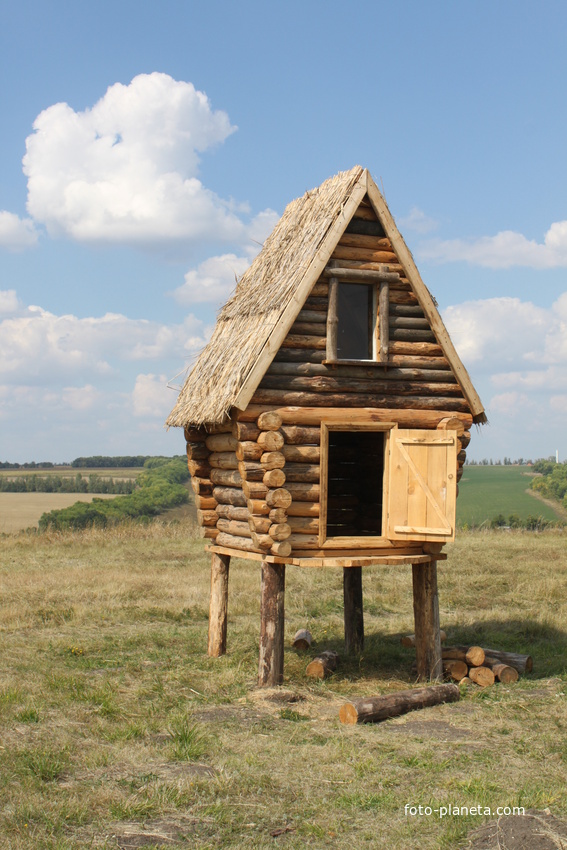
[1,1,566,463]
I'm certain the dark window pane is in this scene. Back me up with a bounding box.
[337,283,372,359]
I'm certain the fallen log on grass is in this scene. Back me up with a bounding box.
[292,629,312,650]
[306,650,338,679]
[339,683,460,725]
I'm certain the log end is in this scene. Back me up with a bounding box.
[338,703,358,725]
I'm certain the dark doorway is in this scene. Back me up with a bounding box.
[326,430,385,537]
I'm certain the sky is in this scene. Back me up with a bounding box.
[1,1,566,464]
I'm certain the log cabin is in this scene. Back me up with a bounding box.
[166,166,486,686]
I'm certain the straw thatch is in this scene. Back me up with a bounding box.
[166,166,365,427]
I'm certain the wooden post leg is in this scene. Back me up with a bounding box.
[258,560,286,686]
[412,561,442,681]
[344,567,364,653]
[208,553,230,657]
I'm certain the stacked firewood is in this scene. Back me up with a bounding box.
[403,634,532,687]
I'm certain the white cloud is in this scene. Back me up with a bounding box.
[398,206,438,234]
[0,211,38,251]
[0,292,208,384]
[22,72,267,247]
[421,221,567,268]
[172,253,251,306]
[131,373,171,418]
[0,290,20,313]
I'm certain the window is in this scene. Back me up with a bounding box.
[320,423,457,547]
[326,277,390,364]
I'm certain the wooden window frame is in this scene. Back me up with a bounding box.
[319,421,396,549]
[326,277,389,365]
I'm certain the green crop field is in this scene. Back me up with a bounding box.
[457,466,564,527]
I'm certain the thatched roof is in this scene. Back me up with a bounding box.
[166,166,486,427]
[166,166,366,427]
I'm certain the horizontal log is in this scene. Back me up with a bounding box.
[287,501,320,517]
[389,304,425,318]
[486,662,518,684]
[269,523,291,541]
[390,328,437,343]
[269,508,288,523]
[389,317,431,330]
[206,422,233,434]
[232,422,261,442]
[389,288,417,303]
[190,477,214,496]
[273,348,327,364]
[288,516,320,534]
[303,296,328,312]
[284,464,320,483]
[271,540,292,557]
[282,445,320,463]
[257,411,283,431]
[248,515,272,534]
[251,531,272,550]
[436,416,466,437]
[205,433,238,452]
[212,486,247,507]
[338,233,392,251]
[257,430,284,451]
[200,526,219,540]
[460,430,471,449]
[238,460,265,481]
[260,451,286,470]
[215,532,262,554]
[285,482,321,501]
[266,488,292,509]
[288,533,319,549]
[237,405,474,430]
[247,498,270,516]
[333,258,406,277]
[291,321,327,336]
[451,646,532,674]
[263,468,286,488]
[443,659,468,681]
[268,361,455,384]
[186,442,209,461]
[323,266,400,284]
[442,646,485,667]
[388,342,444,356]
[210,468,242,487]
[216,518,252,538]
[216,504,249,522]
[197,509,217,527]
[235,441,264,461]
[388,355,450,370]
[259,375,460,396]
[280,334,327,350]
[187,459,211,478]
[339,683,460,725]
[279,425,321,445]
[296,308,328,322]
[197,495,218,511]
[209,451,239,470]
[306,650,338,679]
[332,246,398,263]
[350,203,380,221]
[242,480,268,499]
[309,282,329,297]
[184,426,206,442]
[251,389,471,413]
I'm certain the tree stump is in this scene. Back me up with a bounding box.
[208,553,230,657]
[258,561,286,686]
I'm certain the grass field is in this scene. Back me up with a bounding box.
[0,467,144,481]
[457,466,564,527]
[1,520,566,849]
[0,493,119,534]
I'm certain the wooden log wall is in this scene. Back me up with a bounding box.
[187,196,472,556]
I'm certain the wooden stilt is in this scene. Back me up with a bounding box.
[208,553,230,657]
[258,560,286,686]
[412,561,442,681]
[343,567,364,653]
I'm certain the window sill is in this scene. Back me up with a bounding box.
[322,358,387,368]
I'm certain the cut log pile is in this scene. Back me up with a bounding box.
[402,634,532,687]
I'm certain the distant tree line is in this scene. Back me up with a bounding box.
[0,461,55,469]
[38,457,190,531]
[70,456,150,468]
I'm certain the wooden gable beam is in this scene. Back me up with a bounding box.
[364,171,486,421]
[232,173,368,413]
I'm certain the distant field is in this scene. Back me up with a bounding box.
[457,465,563,526]
[0,493,118,533]
[0,466,143,481]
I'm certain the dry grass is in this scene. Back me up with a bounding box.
[0,493,119,534]
[1,523,566,849]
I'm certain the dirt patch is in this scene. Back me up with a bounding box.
[58,760,217,788]
[70,816,200,848]
[464,810,567,849]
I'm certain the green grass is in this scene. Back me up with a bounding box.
[457,465,564,527]
[1,520,566,848]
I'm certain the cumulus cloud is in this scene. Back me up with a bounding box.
[22,72,268,247]
[0,290,209,384]
[171,253,250,305]
[131,373,171,418]
[0,211,38,251]
[421,221,567,268]
[398,206,438,235]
